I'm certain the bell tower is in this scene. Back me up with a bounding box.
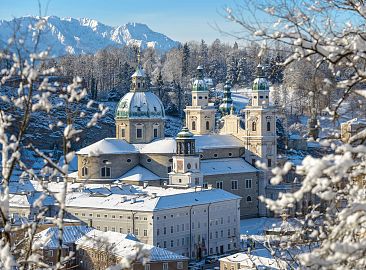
[243,64,277,216]
[184,66,216,135]
[169,127,203,187]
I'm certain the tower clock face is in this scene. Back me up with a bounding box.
[177,160,183,171]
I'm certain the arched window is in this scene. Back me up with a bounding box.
[252,121,257,131]
[81,166,88,177]
[206,121,210,130]
[192,121,196,131]
[247,196,252,202]
[267,121,271,131]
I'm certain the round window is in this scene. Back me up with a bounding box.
[214,154,218,158]
[228,153,232,157]
[147,158,152,163]
[127,159,131,163]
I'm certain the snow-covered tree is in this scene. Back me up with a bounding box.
[226,1,366,269]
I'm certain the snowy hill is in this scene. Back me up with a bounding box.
[0,16,179,56]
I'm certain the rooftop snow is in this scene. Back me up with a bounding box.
[135,134,243,154]
[200,158,257,175]
[65,186,240,212]
[76,229,188,262]
[76,138,139,156]
[118,165,161,182]
[34,225,93,249]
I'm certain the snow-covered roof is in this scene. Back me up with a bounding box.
[136,134,243,154]
[9,192,55,208]
[65,186,240,212]
[76,230,188,262]
[34,225,93,249]
[76,138,139,156]
[220,249,288,270]
[118,165,161,182]
[131,66,145,78]
[134,138,176,154]
[195,134,243,150]
[201,158,257,176]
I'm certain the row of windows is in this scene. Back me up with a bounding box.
[199,152,233,159]
[74,212,148,220]
[209,216,236,226]
[251,121,271,132]
[216,179,252,190]
[193,95,208,100]
[192,120,210,131]
[96,226,148,236]
[120,127,159,139]
[144,262,182,270]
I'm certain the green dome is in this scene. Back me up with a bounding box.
[115,91,165,119]
[177,127,193,138]
[192,66,208,92]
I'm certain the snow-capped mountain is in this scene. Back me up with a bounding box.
[0,16,179,56]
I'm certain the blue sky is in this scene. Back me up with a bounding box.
[0,0,244,43]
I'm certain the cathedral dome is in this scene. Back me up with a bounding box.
[115,91,165,119]
[192,66,208,92]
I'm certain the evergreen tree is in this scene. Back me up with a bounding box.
[226,55,238,85]
[182,43,190,78]
[199,39,208,67]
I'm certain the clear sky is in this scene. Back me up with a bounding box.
[0,0,244,44]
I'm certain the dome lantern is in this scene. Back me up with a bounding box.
[252,64,269,92]
[192,65,208,92]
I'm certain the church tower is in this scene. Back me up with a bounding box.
[243,64,277,215]
[115,53,165,144]
[184,66,216,135]
[169,127,203,187]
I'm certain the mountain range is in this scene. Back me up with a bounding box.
[0,16,180,56]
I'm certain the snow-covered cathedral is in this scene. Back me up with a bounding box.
[73,60,278,218]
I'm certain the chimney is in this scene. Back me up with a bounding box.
[121,196,127,203]
[151,193,157,199]
[131,197,136,204]
[163,181,168,189]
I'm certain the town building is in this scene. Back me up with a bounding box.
[76,229,189,270]
[72,62,277,218]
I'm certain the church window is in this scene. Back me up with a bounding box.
[195,178,200,185]
[195,163,198,169]
[216,181,223,189]
[260,95,263,99]
[252,121,257,131]
[138,82,140,88]
[168,166,172,173]
[153,128,158,138]
[193,96,196,99]
[121,128,125,138]
[101,167,111,177]
[231,180,238,190]
[245,179,252,189]
[169,158,173,162]
[206,121,210,130]
[192,121,196,131]
[247,196,252,202]
[137,106,141,112]
[187,163,191,170]
[153,106,157,112]
[199,96,203,99]
[179,179,182,183]
[267,121,271,131]
[81,166,88,177]
[268,159,272,167]
[136,128,143,138]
